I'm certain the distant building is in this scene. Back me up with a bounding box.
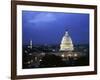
[28,40,32,49]
[60,31,74,51]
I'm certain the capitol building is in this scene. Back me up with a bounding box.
[60,31,74,51]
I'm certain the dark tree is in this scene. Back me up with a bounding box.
[40,54,66,67]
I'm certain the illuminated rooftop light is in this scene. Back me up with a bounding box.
[61,54,65,57]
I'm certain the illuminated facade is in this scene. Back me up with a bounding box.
[60,31,74,51]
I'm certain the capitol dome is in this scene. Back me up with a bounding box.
[60,31,74,51]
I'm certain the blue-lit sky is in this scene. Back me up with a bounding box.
[22,11,89,45]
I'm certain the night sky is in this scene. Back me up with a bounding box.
[22,11,89,45]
